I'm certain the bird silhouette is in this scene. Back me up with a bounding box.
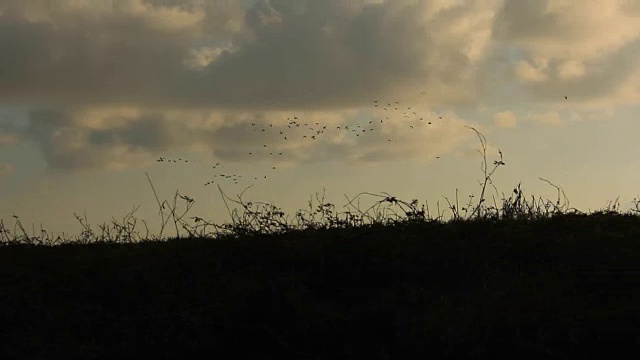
[169,94,458,188]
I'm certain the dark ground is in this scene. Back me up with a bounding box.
[1,213,639,359]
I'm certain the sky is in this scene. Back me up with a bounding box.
[1,0,640,241]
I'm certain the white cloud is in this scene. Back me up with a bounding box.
[490,0,640,104]
[492,110,517,128]
[526,110,564,127]
[557,59,586,80]
[514,59,549,83]
[183,46,230,70]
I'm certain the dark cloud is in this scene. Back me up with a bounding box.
[492,1,565,43]
[23,108,210,171]
[0,0,490,110]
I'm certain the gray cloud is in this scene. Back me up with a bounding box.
[18,105,473,172]
[0,162,13,176]
[489,0,640,103]
[2,0,639,174]
[24,107,212,171]
[0,0,496,110]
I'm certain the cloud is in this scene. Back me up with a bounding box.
[19,105,474,172]
[526,110,564,127]
[1,0,639,175]
[0,133,20,146]
[24,106,210,173]
[0,117,25,146]
[0,163,14,176]
[3,0,639,111]
[492,110,517,128]
[0,0,499,110]
[490,0,640,104]
[513,57,549,83]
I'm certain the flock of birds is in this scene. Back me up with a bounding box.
[155,94,570,187]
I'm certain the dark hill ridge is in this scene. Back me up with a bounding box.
[1,213,639,358]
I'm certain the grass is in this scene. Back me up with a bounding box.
[1,127,639,358]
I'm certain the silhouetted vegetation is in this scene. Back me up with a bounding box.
[1,128,639,358]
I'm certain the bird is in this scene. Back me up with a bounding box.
[564,96,568,100]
